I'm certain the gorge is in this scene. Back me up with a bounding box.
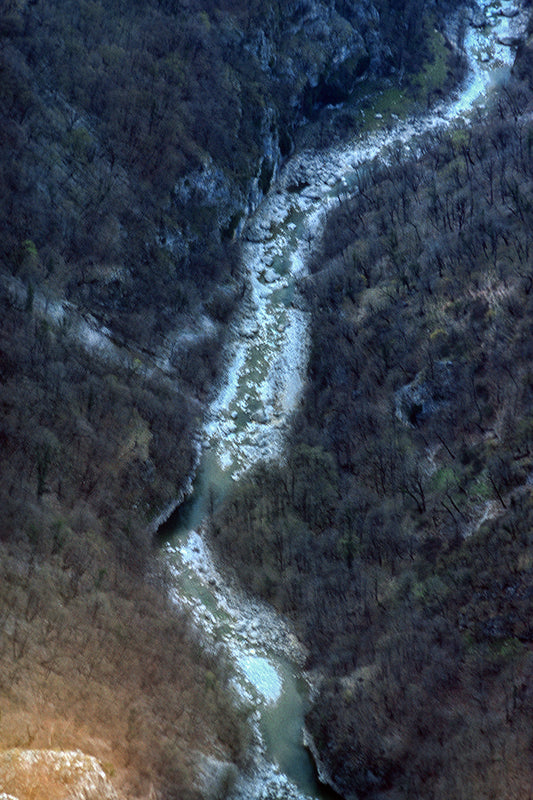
[1,0,533,798]
[164,2,529,798]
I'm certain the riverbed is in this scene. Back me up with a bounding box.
[165,3,527,798]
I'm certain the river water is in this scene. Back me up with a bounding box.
[164,3,527,798]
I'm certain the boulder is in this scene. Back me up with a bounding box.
[500,6,520,18]
[497,34,523,47]
[395,361,457,426]
[262,267,279,284]
[252,409,269,424]
[468,7,486,28]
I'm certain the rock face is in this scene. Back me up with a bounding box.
[194,753,239,800]
[302,727,346,798]
[513,31,533,85]
[173,0,377,249]
[395,361,457,427]
[0,750,122,800]
[273,0,371,106]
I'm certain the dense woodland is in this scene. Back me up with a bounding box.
[0,0,513,796]
[210,42,533,800]
[0,538,247,799]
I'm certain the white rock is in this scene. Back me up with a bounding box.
[262,267,278,283]
[0,750,122,800]
[500,6,519,17]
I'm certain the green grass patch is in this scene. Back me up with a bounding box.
[471,471,492,500]
[351,19,457,135]
[347,80,410,132]
[412,23,450,99]
[429,466,458,493]
[493,637,524,660]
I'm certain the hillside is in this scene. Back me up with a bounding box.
[0,0,475,797]
[0,0,462,542]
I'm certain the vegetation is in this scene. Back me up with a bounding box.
[0,532,247,800]
[209,72,533,799]
[0,0,463,541]
[0,0,482,795]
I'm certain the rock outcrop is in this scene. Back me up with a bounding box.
[170,0,377,249]
[0,750,122,800]
[513,22,533,85]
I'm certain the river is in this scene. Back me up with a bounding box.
[163,3,527,799]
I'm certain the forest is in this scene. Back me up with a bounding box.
[0,0,523,797]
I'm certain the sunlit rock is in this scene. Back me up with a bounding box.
[0,750,121,800]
